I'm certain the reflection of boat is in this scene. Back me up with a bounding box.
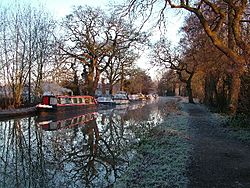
[36,94,97,112]
[97,96,116,105]
[37,111,98,131]
[113,91,129,105]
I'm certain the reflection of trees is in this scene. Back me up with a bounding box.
[51,115,132,187]
[123,101,164,138]
[58,119,101,187]
[0,99,166,187]
[0,117,47,187]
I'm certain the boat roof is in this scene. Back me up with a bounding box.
[43,95,94,98]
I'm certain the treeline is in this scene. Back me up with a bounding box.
[0,2,154,109]
[0,3,56,108]
[144,0,249,115]
[1,0,249,116]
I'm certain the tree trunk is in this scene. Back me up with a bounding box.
[109,82,113,95]
[227,6,241,114]
[85,71,94,95]
[228,71,241,114]
[120,63,124,91]
[101,78,106,95]
[14,84,23,108]
[186,80,194,103]
[93,69,100,96]
[28,61,31,103]
[85,64,100,96]
[204,74,219,107]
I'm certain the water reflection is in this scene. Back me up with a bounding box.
[0,98,165,187]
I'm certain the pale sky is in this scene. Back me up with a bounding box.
[0,0,115,17]
[43,0,116,18]
[0,0,183,43]
[1,0,183,80]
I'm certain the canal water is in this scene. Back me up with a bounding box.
[0,97,168,188]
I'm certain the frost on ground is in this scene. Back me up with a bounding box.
[114,97,250,187]
[114,99,191,188]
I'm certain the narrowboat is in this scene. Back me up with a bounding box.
[36,94,97,112]
[113,91,130,105]
[97,96,116,105]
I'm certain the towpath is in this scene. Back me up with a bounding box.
[183,102,250,187]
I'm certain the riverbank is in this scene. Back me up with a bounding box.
[115,97,191,187]
[114,97,250,187]
[0,106,37,120]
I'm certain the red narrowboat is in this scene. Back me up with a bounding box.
[36,94,97,112]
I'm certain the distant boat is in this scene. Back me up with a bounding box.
[138,93,147,101]
[128,94,140,102]
[113,91,130,105]
[97,96,116,105]
[36,94,97,112]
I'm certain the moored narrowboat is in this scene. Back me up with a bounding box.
[97,96,116,105]
[36,94,97,112]
[113,91,130,105]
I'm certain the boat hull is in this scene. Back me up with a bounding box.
[36,104,97,122]
[96,96,116,106]
[36,95,98,121]
[37,103,97,112]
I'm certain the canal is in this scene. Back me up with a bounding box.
[0,97,168,187]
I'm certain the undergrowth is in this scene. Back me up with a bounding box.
[227,113,250,129]
[225,113,250,142]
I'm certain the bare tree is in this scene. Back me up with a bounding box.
[104,49,138,94]
[60,6,113,96]
[157,70,181,96]
[103,14,146,94]
[152,38,198,103]
[0,3,56,108]
[125,0,250,113]
[126,68,154,94]
[60,6,147,96]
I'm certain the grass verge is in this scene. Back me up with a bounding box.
[114,101,191,188]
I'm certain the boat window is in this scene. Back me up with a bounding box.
[85,98,90,104]
[60,121,66,127]
[65,97,71,104]
[85,114,90,121]
[79,98,83,104]
[60,98,66,104]
[78,116,83,122]
[65,119,72,126]
[73,118,78,124]
[50,97,57,105]
[73,98,78,104]
[90,98,94,103]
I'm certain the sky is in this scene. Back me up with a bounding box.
[1,0,184,80]
[43,0,115,18]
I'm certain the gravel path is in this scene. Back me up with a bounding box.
[183,103,250,188]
